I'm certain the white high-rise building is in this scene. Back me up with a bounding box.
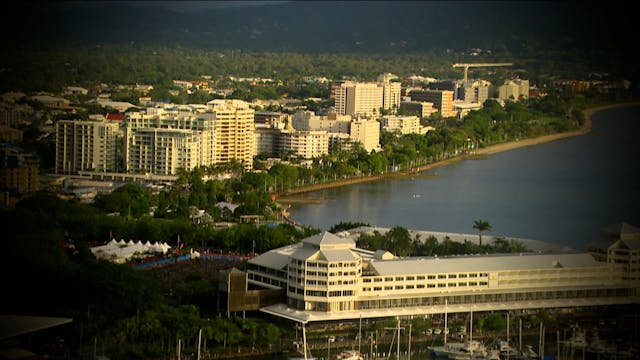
[207,99,255,170]
[335,82,384,117]
[126,128,201,175]
[378,73,402,112]
[55,119,120,174]
[123,99,255,174]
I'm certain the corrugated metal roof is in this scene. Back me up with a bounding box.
[368,253,601,276]
[321,249,359,262]
[248,243,299,269]
[290,246,320,261]
[302,231,354,247]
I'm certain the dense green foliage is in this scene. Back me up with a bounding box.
[329,221,371,233]
[2,45,617,95]
[1,192,314,357]
[357,226,528,257]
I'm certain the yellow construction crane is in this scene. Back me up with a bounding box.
[452,62,513,82]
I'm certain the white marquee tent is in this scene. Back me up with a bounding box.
[91,239,171,264]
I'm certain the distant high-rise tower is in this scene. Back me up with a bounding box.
[334,82,384,117]
[378,73,402,113]
[55,119,120,174]
[207,99,256,170]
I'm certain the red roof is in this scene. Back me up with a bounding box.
[106,113,125,121]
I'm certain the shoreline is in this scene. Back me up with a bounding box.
[277,101,640,203]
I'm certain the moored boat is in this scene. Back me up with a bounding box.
[331,349,364,360]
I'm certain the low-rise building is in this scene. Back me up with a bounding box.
[0,145,39,207]
[381,115,422,135]
[498,79,530,101]
[409,90,456,118]
[453,101,483,119]
[246,231,639,323]
[400,101,438,118]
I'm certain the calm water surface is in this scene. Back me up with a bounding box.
[288,105,640,250]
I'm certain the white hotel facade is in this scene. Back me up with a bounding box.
[247,231,639,323]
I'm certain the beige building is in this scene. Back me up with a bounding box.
[498,79,530,101]
[126,128,202,176]
[381,115,422,135]
[280,130,329,159]
[409,90,456,118]
[254,111,289,128]
[207,99,255,170]
[292,111,351,133]
[378,74,402,112]
[335,82,384,117]
[350,119,380,152]
[55,119,121,174]
[254,124,282,157]
[125,99,255,171]
[586,222,640,283]
[453,101,483,119]
[247,231,639,323]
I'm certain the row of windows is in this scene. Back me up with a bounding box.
[249,273,286,288]
[355,287,631,311]
[362,281,488,292]
[295,287,632,313]
[291,260,360,269]
[303,278,358,286]
[329,280,356,286]
[306,280,327,286]
[362,273,487,283]
[329,271,358,277]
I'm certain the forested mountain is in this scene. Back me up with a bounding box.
[5,1,632,58]
[1,1,636,90]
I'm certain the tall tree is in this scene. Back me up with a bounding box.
[473,220,492,246]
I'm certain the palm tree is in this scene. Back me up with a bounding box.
[473,220,492,246]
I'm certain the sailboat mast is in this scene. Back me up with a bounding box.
[470,311,473,341]
[397,318,401,359]
[519,318,522,352]
[408,321,412,360]
[444,299,448,345]
[507,312,510,349]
